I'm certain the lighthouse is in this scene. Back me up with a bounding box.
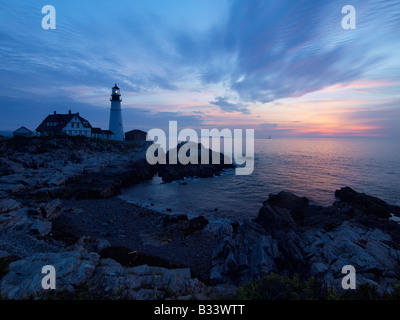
[109,84,124,141]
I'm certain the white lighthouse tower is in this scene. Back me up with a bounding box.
[109,84,124,141]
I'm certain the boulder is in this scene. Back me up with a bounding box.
[210,221,283,285]
[0,252,19,282]
[211,189,400,292]
[30,220,52,237]
[267,191,309,213]
[254,202,298,232]
[187,216,209,235]
[99,246,185,269]
[39,199,62,220]
[0,207,32,230]
[62,158,157,200]
[159,214,209,236]
[69,236,111,254]
[335,187,391,218]
[0,250,100,299]
[125,264,198,299]
[157,142,235,183]
[0,199,22,214]
[306,221,400,291]
[88,258,126,298]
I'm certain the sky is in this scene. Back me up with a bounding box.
[0,0,399,138]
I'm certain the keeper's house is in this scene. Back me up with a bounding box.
[13,126,34,138]
[36,110,114,140]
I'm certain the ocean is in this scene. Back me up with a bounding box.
[121,138,400,221]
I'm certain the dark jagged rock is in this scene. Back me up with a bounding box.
[100,246,185,269]
[0,136,159,201]
[0,253,19,281]
[157,142,235,183]
[188,216,209,235]
[210,221,284,285]
[2,137,235,201]
[335,186,391,218]
[159,214,209,236]
[267,191,309,212]
[210,187,400,292]
[63,158,157,200]
[255,201,299,232]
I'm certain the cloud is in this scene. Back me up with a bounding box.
[169,0,400,107]
[209,96,250,114]
[258,123,278,130]
[211,0,397,104]
[123,108,205,132]
[0,0,399,137]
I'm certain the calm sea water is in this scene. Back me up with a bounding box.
[121,138,400,221]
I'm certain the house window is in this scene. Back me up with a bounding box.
[77,123,80,128]
[71,123,74,128]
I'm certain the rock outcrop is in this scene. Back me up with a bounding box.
[2,136,400,299]
[0,236,234,300]
[0,136,158,202]
[210,187,400,292]
[0,137,232,201]
[157,142,235,183]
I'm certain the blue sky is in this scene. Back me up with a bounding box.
[0,0,399,137]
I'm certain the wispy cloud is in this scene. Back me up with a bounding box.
[209,96,250,114]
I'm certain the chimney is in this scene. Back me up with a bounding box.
[54,111,56,115]
[77,112,79,116]
[68,110,71,114]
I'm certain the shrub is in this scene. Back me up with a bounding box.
[235,272,320,300]
[235,272,400,300]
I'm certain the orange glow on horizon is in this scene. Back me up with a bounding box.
[118,76,398,138]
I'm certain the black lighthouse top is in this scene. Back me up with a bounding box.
[111,84,121,101]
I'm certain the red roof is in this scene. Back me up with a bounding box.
[36,113,92,132]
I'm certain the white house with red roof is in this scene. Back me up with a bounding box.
[36,110,114,139]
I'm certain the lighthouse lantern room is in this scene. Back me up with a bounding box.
[108,84,124,141]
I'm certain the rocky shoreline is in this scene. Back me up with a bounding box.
[210,188,400,291]
[1,136,400,299]
[0,136,237,299]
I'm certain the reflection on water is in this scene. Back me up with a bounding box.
[122,138,400,221]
